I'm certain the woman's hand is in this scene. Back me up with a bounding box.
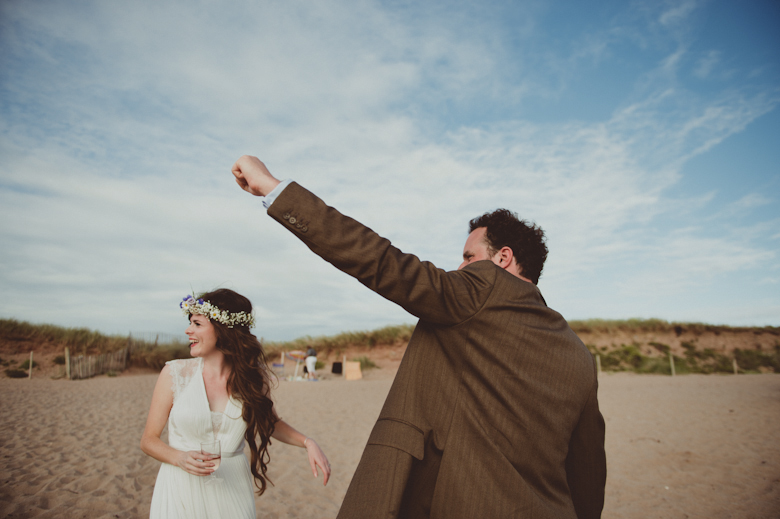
[175,450,219,477]
[270,419,331,485]
[304,438,331,486]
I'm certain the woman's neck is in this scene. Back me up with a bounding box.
[201,350,231,378]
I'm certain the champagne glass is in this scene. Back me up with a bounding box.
[200,440,223,485]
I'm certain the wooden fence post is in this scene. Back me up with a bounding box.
[126,334,132,370]
[669,352,676,377]
[732,358,739,375]
[28,351,33,379]
[65,348,71,380]
[596,354,602,375]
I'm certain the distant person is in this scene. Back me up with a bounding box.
[231,156,606,518]
[141,289,330,519]
[305,346,317,380]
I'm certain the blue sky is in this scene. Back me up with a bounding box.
[1,0,778,341]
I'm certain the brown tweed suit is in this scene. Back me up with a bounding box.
[269,182,607,519]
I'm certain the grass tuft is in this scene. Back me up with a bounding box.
[19,359,39,370]
[5,369,28,378]
[352,356,378,371]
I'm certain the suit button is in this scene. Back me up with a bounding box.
[295,223,302,229]
[289,217,297,224]
[283,213,290,220]
[301,226,308,233]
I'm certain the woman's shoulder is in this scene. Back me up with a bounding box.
[165,357,199,369]
[165,358,200,381]
[165,358,200,400]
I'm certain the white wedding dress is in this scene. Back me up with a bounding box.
[150,358,256,518]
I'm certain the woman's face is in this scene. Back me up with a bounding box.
[185,314,218,358]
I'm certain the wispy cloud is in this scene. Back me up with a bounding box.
[1,0,778,338]
[693,50,721,79]
[659,0,699,27]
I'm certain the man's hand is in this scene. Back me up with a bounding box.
[231,155,281,197]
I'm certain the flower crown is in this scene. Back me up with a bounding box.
[180,295,256,328]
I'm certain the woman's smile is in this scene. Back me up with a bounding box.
[185,314,218,357]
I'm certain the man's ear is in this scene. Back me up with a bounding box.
[495,247,532,283]
[496,246,514,270]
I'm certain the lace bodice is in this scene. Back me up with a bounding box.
[167,358,225,436]
[210,411,224,437]
[168,357,200,401]
[164,358,245,451]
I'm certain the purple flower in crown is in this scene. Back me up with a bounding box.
[180,295,199,314]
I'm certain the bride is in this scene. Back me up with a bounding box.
[141,289,330,518]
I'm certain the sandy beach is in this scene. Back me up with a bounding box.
[1,371,778,518]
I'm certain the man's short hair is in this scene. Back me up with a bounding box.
[468,209,548,284]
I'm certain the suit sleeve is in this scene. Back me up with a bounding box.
[266,182,494,325]
[564,375,607,519]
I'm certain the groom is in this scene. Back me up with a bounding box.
[231,155,606,519]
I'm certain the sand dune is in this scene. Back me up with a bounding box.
[1,371,778,518]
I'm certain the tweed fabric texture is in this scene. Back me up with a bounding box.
[269,183,607,519]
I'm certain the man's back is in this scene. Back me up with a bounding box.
[266,182,606,518]
[356,261,603,517]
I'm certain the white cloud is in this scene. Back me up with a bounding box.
[1,0,778,339]
[659,0,699,27]
[693,50,721,79]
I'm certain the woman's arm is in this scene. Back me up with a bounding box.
[140,365,217,476]
[271,419,331,485]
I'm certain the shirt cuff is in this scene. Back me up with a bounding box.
[261,179,293,209]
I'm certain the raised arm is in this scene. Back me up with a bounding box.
[230,156,496,325]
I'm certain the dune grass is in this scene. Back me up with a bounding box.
[568,318,779,336]
[588,342,780,374]
[0,318,190,371]
[3,317,778,376]
[0,318,131,355]
[263,324,415,357]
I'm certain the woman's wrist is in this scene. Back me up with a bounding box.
[173,449,188,468]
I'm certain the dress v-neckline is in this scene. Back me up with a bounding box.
[198,358,231,416]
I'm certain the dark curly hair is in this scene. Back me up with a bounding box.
[468,209,548,284]
[195,288,278,495]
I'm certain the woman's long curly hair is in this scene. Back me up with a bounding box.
[196,289,278,495]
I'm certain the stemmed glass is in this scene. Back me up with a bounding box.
[200,440,223,485]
